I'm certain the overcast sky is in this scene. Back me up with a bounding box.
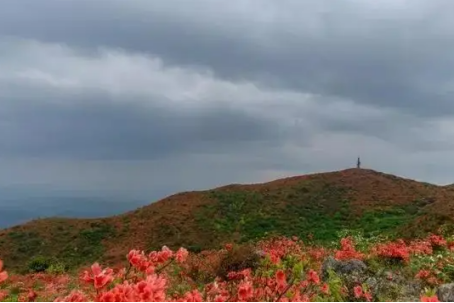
[2,0,454,202]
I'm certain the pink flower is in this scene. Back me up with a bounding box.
[0,260,7,284]
[448,241,454,251]
[416,270,431,279]
[364,291,373,302]
[175,247,189,264]
[55,290,88,302]
[373,240,410,262]
[276,270,287,288]
[300,280,309,289]
[98,281,135,302]
[214,294,228,302]
[160,246,173,261]
[145,265,155,275]
[183,289,203,302]
[28,289,37,302]
[335,237,365,260]
[82,263,114,290]
[320,283,330,294]
[127,250,145,267]
[269,252,281,264]
[353,285,363,298]
[116,268,127,279]
[133,274,167,301]
[307,269,320,285]
[237,281,253,301]
[409,240,433,255]
[0,290,8,301]
[293,293,310,302]
[421,295,439,302]
[427,234,447,247]
[149,246,174,264]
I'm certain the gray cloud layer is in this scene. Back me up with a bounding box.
[1,0,454,206]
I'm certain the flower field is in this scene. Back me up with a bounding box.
[1,231,454,302]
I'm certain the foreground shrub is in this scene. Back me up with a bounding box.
[372,239,410,264]
[0,260,7,283]
[27,256,51,273]
[45,262,67,275]
[0,232,454,301]
[216,244,261,279]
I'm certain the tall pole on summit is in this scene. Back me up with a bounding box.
[357,156,361,169]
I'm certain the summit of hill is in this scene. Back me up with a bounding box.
[1,168,454,271]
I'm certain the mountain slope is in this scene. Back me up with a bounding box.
[1,168,454,272]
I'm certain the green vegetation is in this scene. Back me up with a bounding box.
[57,222,116,268]
[45,262,67,275]
[280,182,351,241]
[27,256,51,273]
[6,231,45,266]
[1,221,117,272]
[353,206,417,238]
[195,184,435,246]
[195,190,280,244]
[195,183,353,244]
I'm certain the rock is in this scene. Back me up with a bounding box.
[400,281,421,302]
[321,256,338,281]
[339,259,368,274]
[322,257,421,301]
[364,277,378,293]
[437,283,454,302]
[369,271,421,302]
[321,256,367,281]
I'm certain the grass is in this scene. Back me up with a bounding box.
[198,182,354,244]
[0,221,117,273]
[195,183,434,246]
[57,221,116,269]
[354,206,417,238]
[195,190,282,244]
[6,231,44,265]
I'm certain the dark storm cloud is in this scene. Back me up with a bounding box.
[2,0,454,117]
[0,0,454,193]
[0,40,446,163]
[0,89,282,160]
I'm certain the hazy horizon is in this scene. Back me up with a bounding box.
[0,187,172,228]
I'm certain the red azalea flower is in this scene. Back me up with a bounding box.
[276,270,287,288]
[237,281,253,301]
[364,291,373,302]
[307,269,320,285]
[421,295,439,302]
[175,247,189,264]
[416,270,430,279]
[320,283,330,295]
[353,285,363,298]
[0,260,7,284]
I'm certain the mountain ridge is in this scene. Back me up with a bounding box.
[1,168,454,272]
